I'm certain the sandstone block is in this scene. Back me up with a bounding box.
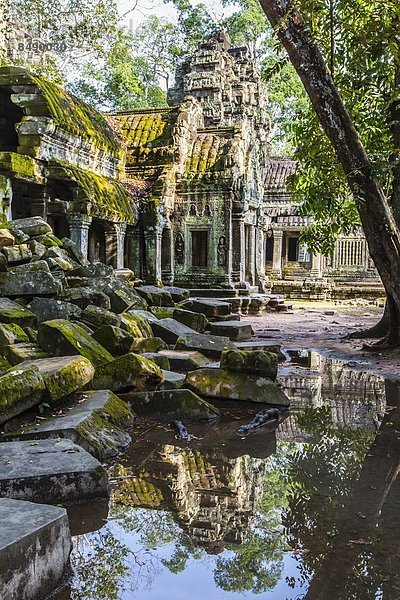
[119,389,219,421]
[92,352,164,392]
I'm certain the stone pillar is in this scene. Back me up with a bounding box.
[143,226,162,284]
[0,176,12,222]
[30,189,49,219]
[231,214,245,285]
[271,229,283,277]
[248,224,256,286]
[113,223,127,270]
[66,215,92,258]
[310,251,323,278]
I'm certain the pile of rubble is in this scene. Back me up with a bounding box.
[0,217,289,598]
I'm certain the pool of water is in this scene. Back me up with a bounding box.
[54,350,400,600]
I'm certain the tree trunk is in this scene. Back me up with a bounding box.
[259,0,400,345]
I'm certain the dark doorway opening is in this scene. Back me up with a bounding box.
[288,237,299,262]
[265,236,273,262]
[191,230,208,267]
[0,90,23,152]
[88,221,106,264]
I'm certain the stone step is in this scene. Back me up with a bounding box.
[209,321,253,341]
[188,288,240,298]
[0,438,109,504]
[0,498,71,600]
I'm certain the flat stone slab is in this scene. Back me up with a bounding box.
[209,321,253,341]
[190,298,231,317]
[0,439,109,503]
[0,498,71,600]
[160,369,186,389]
[158,349,210,372]
[175,332,236,359]
[173,308,208,332]
[16,390,133,460]
[151,318,196,344]
[11,355,95,401]
[235,341,285,359]
[0,298,37,327]
[186,367,290,406]
[119,389,219,421]
[0,271,62,297]
[0,365,45,425]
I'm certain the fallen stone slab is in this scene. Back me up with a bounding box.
[175,332,236,359]
[81,305,122,329]
[141,352,170,370]
[209,320,253,341]
[186,368,290,406]
[151,318,196,344]
[104,279,147,313]
[119,389,219,421]
[220,349,278,380]
[61,237,90,267]
[0,228,15,250]
[10,356,95,401]
[9,216,52,237]
[0,498,71,600]
[190,298,232,317]
[16,390,133,460]
[163,286,190,302]
[3,243,32,264]
[92,325,134,356]
[28,297,82,323]
[208,312,241,322]
[135,285,174,307]
[0,298,37,328]
[0,438,109,503]
[120,311,153,338]
[0,271,63,297]
[61,286,111,309]
[0,323,29,347]
[129,309,159,323]
[5,343,49,365]
[158,349,210,372]
[92,352,164,392]
[38,319,113,366]
[159,370,186,389]
[235,341,285,360]
[0,366,45,425]
[173,308,208,332]
[150,306,175,319]
[12,260,51,273]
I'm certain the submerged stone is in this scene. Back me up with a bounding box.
[175,332,235,358]
[38,319,113,366]
[0,438,109,503]
[220,349,278,380]
[0,498,71,600]
[0,366,45,424]
[11,356,95,401]
[92,352,164,392]
[120,389,219,421]
[186,368,290,406]
[17,390,133,460]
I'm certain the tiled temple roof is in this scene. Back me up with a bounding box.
[265,158,298,189]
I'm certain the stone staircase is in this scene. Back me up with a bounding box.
[188,288,293,315]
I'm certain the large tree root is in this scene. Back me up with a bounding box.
[348,303,389,340]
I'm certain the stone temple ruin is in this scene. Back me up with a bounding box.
[0,31,382,299]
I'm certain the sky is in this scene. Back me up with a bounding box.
[117,0,234,31]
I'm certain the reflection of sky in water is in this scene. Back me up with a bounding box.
[57,351,400,600]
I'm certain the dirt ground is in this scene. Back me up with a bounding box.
[243,301,400,380]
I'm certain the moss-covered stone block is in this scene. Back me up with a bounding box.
[186,368,290,406]
[104,280,147,313]
[0,271,63,297]
[91,325,134,356]
[0,299,37,328]
[5,343,49,365]
[135,286,174,307]
[0,323,29,347]
[9,216,52,237]
[10,355,95,401]
[0,365,45,424]
[130,337,167,354]
[220,349,278,380]
[3,244,32,264]
[92,352,164,392]
[173,308,208,332]
[0,229,15,250]
[141,352,170,370]
[120,312,152,338]
[38,319,113,366]
[81,305,121,330]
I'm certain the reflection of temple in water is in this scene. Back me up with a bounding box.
[114,439,270,552]
[277,351,386,441]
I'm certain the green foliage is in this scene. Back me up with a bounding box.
[282,0,400,251]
